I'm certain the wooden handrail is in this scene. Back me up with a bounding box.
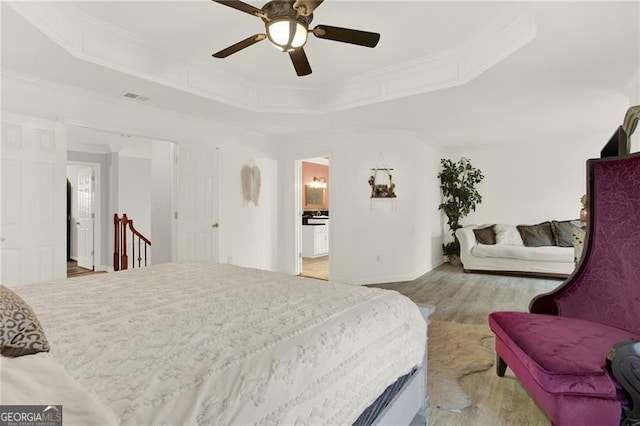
[113,213,151,271]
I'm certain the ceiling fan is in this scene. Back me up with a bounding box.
[211,0,381,77]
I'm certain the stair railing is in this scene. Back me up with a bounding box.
[113,213,151,271]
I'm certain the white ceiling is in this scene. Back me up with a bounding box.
[2,1,639,149]
[71,1,524,86]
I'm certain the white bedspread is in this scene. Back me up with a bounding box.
[14,262,427,425]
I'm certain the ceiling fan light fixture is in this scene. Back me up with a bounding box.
[212,0,380,76]
[266,19,308,51]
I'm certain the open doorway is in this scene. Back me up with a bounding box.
[66,124,177,273]
[66,162,100,277]
[298,157,330,280]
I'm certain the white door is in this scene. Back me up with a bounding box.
[176,142,219,262]
[76,167,94,270]
[1,112,66,286]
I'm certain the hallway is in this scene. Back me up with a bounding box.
[67,260,104,278]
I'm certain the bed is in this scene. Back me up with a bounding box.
[1,262,432,425]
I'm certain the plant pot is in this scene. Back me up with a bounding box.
[447,254,461,266]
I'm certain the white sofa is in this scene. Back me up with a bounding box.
[455,224,576,278]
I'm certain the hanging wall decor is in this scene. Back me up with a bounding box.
[241,160,261,206]
[368,154,397,198]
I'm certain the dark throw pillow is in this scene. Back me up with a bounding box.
[551,220,576,247]
[473,225,496,245]
[517,222,555,247]
[0,285,50,357]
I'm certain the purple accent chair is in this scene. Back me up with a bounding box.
[489,149,640,425]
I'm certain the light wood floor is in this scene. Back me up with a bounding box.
[301,256,329,280]
[67,260,105,278]
[369,263,563,426]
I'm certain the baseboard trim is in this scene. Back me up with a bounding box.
[334,263,443,286]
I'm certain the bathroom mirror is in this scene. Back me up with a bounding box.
[305,186,326,208]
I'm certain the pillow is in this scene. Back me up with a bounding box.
[552,220,576,247]
[517,222,555,247]
[493,224,524,246]
[1,353,118,425]
[473,225,496,245]
[0,285,50,357]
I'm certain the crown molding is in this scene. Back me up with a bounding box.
[7,2,536,114]
[67,141,113,155]
[324,6,536,111]
[2,70,271,141]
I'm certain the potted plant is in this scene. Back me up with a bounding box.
[442,241,461,266]
[438,157,484,265]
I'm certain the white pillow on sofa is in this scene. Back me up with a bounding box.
[494,224,524,246]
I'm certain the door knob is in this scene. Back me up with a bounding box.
[212,223,219,228]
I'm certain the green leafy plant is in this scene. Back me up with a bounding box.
[438,157,484,257]
[442,241,460,257]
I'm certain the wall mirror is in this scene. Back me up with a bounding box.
[305,186,326,208]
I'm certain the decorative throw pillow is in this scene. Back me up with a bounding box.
[517,222,555,247]
[473,225,496,245]
[493,224,524,246]
[0,285,50,357]
[551,220,576,247]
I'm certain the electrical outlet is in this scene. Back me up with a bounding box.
[227,256,233,264]
[376,255,381,263]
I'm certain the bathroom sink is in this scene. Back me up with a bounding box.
[307,217,329,224]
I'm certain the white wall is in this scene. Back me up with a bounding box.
[280,129,443,285]
[5,73,280,272]
[108,153,119,258]
[150,140,174,264]
[629,71,639,105]
[218,150,279,271]
[445,130,622,228]
[118,156,151,238]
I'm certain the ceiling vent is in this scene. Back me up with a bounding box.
[123,92,150,101]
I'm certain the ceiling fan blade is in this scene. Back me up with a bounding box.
[289,48,312,76]
[293,0,324,16]
[212,0,263,17]
[313,25,380,48]
[213,34,266,58]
